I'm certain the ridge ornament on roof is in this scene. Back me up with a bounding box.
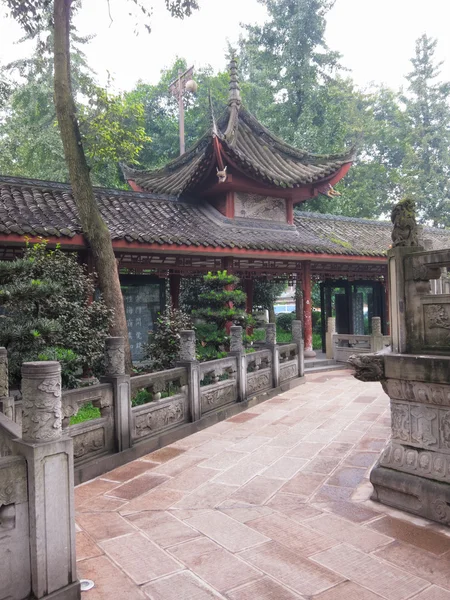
[121,58,355,202]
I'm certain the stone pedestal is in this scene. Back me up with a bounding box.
[177,330,201,421]
[325,317,336,359]
[101,337,131,453]
[229,326,246,401]
[369,354,450,525]
[265,324,279,387]
[292,320,304,378]
[14,361,80,599]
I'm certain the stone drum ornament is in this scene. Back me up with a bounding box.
[21,361,62,443]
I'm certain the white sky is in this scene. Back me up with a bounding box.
[1,0,450,92]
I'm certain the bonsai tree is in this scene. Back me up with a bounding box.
[193,270,248,361]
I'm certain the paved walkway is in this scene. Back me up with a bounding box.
[75,371,450,600]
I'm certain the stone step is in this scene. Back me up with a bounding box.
[304,363,349,374]
[304,358,336,368]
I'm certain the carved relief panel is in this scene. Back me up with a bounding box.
[422,297,450,351]
[235,193,286,222]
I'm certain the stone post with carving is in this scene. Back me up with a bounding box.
[292,320,305,378]
[177,330,201,421]
[326,317,336,360]
[101,337,131,453]
[13,361,80,600]
[229,326,246,401]
[265,323,279,388]
[0,347,15,421]
[370,316,385,352]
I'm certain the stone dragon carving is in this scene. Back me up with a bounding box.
[347,353,385,382]
[391,198,419,248]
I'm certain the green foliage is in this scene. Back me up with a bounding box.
[312,332,322,350]
[276,329,292,344]
[401,35,450,226]
[131,388,153,407]
[276,312,296,332]
[37,347,80,389]
[69,402,101,425]
[0,26,149,188]
[193,271,247,360]
[144,307,193,371]
[0,242,112,387]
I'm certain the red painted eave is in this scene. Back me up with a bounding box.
[0,233,386,263]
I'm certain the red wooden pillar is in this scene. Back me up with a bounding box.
[169,273,181,310]
[244,279,254,314]
[302,261,316,358]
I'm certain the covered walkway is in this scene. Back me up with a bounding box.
[75,371,450,600]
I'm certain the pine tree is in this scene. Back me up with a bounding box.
[402,35,450,227]
[0,242,112,387]
[193,271,247,361]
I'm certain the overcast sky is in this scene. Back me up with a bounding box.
[1,0,450,92]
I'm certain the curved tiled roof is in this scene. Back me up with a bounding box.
[121,60,353,196]
[1,175,450,258]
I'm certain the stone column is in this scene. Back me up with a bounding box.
[102,337,131,453]
[229,326,246,401]
[0,347,14,421]
[177,330,201,421]
[302,261,316,358]
[14,361,80,600]
[265,323,279,388]
[326,317,336,360]
[292,320,304,378]
[371,316,384,352]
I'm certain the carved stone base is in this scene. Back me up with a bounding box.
[370,463,450,526]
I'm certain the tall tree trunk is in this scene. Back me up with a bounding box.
[268,304,276,324]
[53,0,132,372]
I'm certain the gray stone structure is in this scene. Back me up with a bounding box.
[0,327,305,488]
[101,337,131,453]
[0,361,80,599]
[352,200,450,526]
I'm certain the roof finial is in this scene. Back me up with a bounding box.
[228,54,241,108]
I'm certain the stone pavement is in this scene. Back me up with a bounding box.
[75,371,450,600]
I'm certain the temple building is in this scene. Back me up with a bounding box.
[1,60,450,360]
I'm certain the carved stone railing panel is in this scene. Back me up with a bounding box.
[333,333,390,363]
[199,357,237,385]
[200,380,237,415]
[0,456,31,600]
[246,370,272,396]
[63,383,114,465]
[245,349,272,373]
[278,343,299,383]
[131,367,188,400]
[132,394,189,441]
[69,417,114,462]
[0,412,21,457]
[62,383,113,427]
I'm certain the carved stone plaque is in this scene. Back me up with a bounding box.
[134,398,186,438]
[73,427,105,459]
[247,370,271,395]
[235,193,286,222]
[423,302,450,348]
[201,383,236,413]
[279,362,298,383]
